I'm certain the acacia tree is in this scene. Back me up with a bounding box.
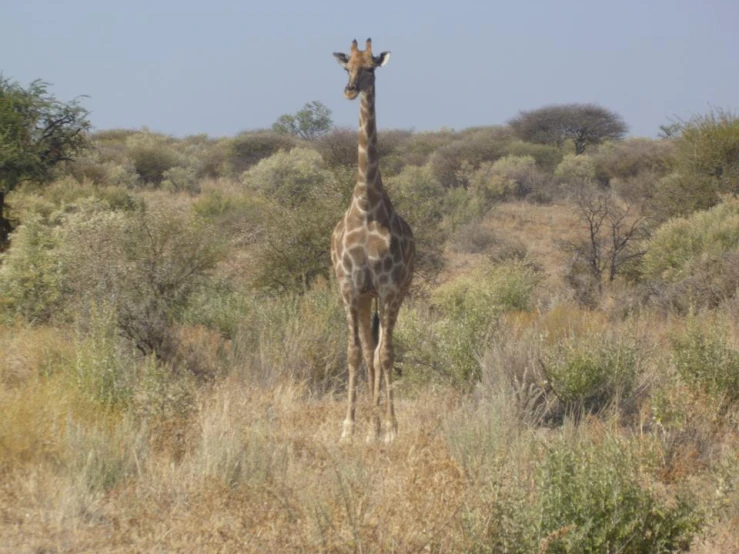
[509,103,627,154]
[0,75,90,246]
[272,100,333,140]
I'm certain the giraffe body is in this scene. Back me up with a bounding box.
[331,39,415,442]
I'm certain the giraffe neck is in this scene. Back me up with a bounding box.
[353,86,384,213]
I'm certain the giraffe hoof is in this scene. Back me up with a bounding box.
[340,420,355,444]
[383,420,398,443]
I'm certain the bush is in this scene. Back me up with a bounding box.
[537,433,701,553]
[429,126,514,188]
[224,131,296,176]
[0,183,143,323]
[593,138,675,184]
[241,147,338,208]
[392,129,457,168]
[554,154,597,189]
[652,172,720,219]
[192,188,265,247]
[467,155,545,208]
[504,140,563,173]
[126,133,182,186]
[447,410,702,553]
[642,198,739,285]
[63,204,226,362]
[161,166,200,194]
[397,261,540,386]
[675,108,739,196]
[386,164,446,279]
[242,149,345,292]
[540,330,643,417]
[672,317,739,405]
[314,127,356,168]
[0,214,67,323]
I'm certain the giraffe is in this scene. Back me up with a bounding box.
[331,38,415,443]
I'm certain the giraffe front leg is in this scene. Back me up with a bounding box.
[358,297,380,442]
[341,306,361,443]
[380,338,398,443]
[378,302,399,443]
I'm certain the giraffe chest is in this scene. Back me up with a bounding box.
[332,217,405,294]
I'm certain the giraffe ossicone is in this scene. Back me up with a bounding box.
[330,38,415,443]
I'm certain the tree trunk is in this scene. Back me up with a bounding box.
[0,190,11,250]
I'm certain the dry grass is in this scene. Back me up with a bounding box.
[2,347,736,553]
[0,376,472,553]
[2,188,739,552]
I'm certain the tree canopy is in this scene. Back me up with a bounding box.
[509,103,628,154]
[272,100,333,140]
[0,75,91,191]
[0,75,90,245]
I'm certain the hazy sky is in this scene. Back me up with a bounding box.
[2,0,737,138]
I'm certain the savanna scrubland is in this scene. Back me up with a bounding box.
[1,95,739,552]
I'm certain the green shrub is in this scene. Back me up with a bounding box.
[392,129,457,168]
[653,172,719,219]
[641,198,739,294]
[0,185,142,324]
[397,261,540,386]
[672,317,739,405]
[540,330,642,416]
[504,140,563,173]
[0,214,67,323]
[538,433,701,553]
[126,134,182,186]
[467,155,545,207]
[242,148,345,292]
[675,108,739,196]
[386,164,446,279]
[241,147,338,207]
[447,413,702,553]
[63,205,226,361]
[73,302,136,407]
[554,154,597,188]
[192,189,264,247]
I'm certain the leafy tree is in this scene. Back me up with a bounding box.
[509,103,627,154]
[0,75,90,246]
[272,100,333,141]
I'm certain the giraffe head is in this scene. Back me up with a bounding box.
[333,38,390,100]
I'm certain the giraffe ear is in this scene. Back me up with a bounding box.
[373,51,391,68]
[333,52,349,68]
